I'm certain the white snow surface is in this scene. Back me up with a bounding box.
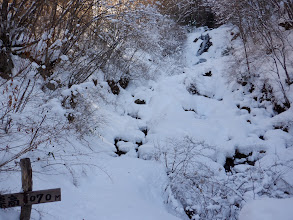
[1,25,293,219]
[49,158,182,220]
[239,198,293,220]
[0,157,183,220]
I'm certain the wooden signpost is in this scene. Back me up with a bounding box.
[0,158,61,220]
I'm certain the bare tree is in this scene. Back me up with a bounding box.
[209,0,292,111]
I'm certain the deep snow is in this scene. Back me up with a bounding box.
[1,25,293,219]
[239,197,293,220]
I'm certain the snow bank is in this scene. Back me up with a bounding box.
[239,198,293,220]
[39,157,182,220]
[0,157,183,220]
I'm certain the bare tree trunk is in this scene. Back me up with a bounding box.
[0,0,14,79]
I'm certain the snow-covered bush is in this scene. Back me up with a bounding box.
[0,0,187,172]
[208,0,293,114]
[100,3,186,82]
[0,70,69,171]
[155,136,293,219]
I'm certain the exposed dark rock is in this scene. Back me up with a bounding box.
[184,108,196,113]
[203,71,212,77]
[67,113,75,123]
[236,104,251,114]
[241,106,251,114]
[135,99,146,105]
[107,80,120,95]
[119,77,129,89]
[193,38,199,43]
[140,128,148,136]
[274,125,289,133]
[197,34,213,56]
[273,103,290,114]
[249,84,255,93]
[187,83,199,95]
[224,158,234,172]
[235,150,253,159]
[114,138,127,156]
[224,150,257,172]
[136,141,143,147]
[246,161,255,166]
[185,207,196,220]
[115,148,126,156]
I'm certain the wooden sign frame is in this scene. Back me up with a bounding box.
[0,158,61,220]
[0,188,61,208]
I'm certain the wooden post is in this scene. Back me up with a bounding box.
[20,158,33,220]
[0,158,60,213]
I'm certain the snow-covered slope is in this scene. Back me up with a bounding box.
[1,25,293,220]
[96,25,293,219]
[0,157,184,220]
[47,158,184,220]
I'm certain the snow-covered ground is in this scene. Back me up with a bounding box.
[239,197,293,220]
[0,157,183,220]
[1,25,293,219]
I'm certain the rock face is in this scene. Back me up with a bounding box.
[197,34,213,56]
